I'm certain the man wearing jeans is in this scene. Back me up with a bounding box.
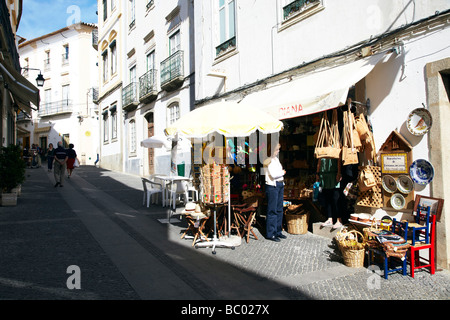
[53,141,68,187]
[264,143,286,242]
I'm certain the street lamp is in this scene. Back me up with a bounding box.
[22,67,45,87]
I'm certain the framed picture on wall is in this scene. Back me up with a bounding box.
[413,195,444,222]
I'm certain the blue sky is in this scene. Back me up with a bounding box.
[18,0,98,41]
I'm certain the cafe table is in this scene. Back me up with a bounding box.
[153,174,192,208]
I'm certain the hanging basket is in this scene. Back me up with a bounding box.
[285,212,309,235]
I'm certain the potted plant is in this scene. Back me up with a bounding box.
[0,144,26,206]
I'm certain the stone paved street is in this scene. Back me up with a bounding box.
[0,165,449,304]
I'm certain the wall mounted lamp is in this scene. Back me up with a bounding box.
[22,67,45,87]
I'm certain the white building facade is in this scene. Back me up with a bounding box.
[96,0,194,176]
[18,23,99,165]
[194,1,450,270]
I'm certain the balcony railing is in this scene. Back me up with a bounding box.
[61,53,69,66]
[139,69,158,103]
[216,36,236,57]
[160,50,184,91]
[92,87,99,103]
[283,0,320,20]
[122,82,139,110]
[38,99,73,117]
[16,111,31,121]
[92,29,98,50]
[44,58,51,71]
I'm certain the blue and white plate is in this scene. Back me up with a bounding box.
[409,159,434,185]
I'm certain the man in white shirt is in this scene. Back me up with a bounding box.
[264,143,286,242]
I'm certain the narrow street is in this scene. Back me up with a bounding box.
[0,166,449,303]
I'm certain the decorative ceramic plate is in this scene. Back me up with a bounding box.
[409,159,434,185]
[382,175,397,193]
[397,175,414,194]
[407,108,432,136]
[391,193,406,210]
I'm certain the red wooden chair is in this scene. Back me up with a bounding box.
[408,211,436,278]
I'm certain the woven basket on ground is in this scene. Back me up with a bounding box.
[337,230,366,268]
[285,211,310,235]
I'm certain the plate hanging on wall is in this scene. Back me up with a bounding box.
[382,175,397,193]
[391,193,406,210]
[397,175,414,194]
[409,159,434,185]
[406,108,432,136]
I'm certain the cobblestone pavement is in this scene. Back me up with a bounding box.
[1,165,449,302]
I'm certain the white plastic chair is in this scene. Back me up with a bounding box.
[187,179,198,202]
[167,180,189,210]
[141,178,163,207]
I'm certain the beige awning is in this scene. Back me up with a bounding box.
[0,55,40,113]
[241,52,389,120]
[34,126,51,133]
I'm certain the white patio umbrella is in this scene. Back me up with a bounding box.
[140,135,172,149]
[165,100,283,138]
[164,99,284,253]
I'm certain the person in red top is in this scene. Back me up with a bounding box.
[66,143,79,178]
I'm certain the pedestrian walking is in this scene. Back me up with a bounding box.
[264,142,287,242]
[46,143,55,172]
[53,141,67,187]
[66,143,79,178]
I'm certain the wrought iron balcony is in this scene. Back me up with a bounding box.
[122,82,139,111]
[61,53,69,66]
[92,29,98,50]
[92,87,99,104]
[283,0,320,20]
[160,50,184,91]
[38,99,73,117]
[139,69,158,103]
[216,36,236,57]
[43,58,51,71]
[16,111,31,121]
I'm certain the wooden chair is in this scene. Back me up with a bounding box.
[181,214,210,246]
[409,206,431,246]
[408,209,436,278]
[231,201,259,243]
[368,219,409,279]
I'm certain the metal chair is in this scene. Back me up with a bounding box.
[141,178,163,207]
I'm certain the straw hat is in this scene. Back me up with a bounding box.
[181,202,210,218]
[181,202,196,214]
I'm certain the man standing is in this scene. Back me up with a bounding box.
[53,141,68,187]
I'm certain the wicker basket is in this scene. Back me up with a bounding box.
[341,248,365,268]
[285,212,309,235]
[338,230,366,268]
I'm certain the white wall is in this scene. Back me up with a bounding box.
[195,0,450,101]
[19,24,99,164]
